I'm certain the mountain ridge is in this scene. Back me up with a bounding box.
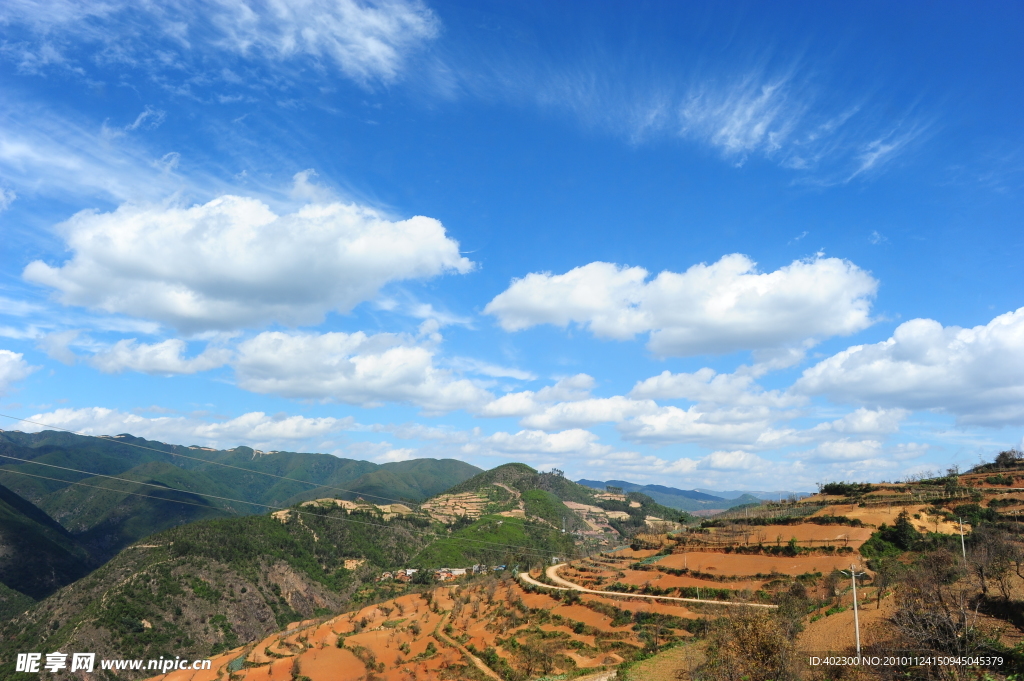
[0,430,481,562]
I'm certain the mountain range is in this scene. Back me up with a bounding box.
[0,439,692,677]
[577,478,766,512]
[0,429,481,564]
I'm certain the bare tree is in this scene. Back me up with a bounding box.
[692,608,799,681]
[892,550,992,681]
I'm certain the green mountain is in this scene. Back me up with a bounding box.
[0,582,34,622]
[414,464,690,567]
[578,478,762,512]
[0,506,435,679]
[0,482,95,600]
[0,430,480,559]
[0,461,695,677]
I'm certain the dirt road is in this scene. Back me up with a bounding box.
[516,564,777,609]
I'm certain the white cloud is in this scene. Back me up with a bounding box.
[616,404,780,447]
[810,408,907,436]
[848,127,923,180]
[630,367,803,408]
[520,397,658,431]
[463,428,612,458]
[18,407,352,450]
[0,349,37,395]
[448,357,536,381]
[235,330,492,413]
[375,447,417,463]
[798,439,883,463]
[796,308,1024,425]
[679,76,802,159]
[24,196,473,333]
[210,0,439,84]
[89,339,232,375]
[485,254,877,356]
[3,0,439,86]
[478,374,595,418]
[697,450,769,471]
[0,296,41,317]
[0,102,196,205]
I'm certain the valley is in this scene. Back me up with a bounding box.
[2,433,1024,680]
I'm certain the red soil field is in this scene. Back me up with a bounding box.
[658,551,857,575]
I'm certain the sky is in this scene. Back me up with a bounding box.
[1,0,1023,492]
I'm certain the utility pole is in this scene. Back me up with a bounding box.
[840,565,868,657]
[958,518,967,564]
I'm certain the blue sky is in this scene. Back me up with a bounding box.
[1,0,1023,491]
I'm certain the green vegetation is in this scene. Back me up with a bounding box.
[818,481,875,496]
[859,510,922,560]
[0,583,34,621]
[700,514,863,528]
[0,481,95,599]
[411,514,574,567]
[0,429,480,561]
[0,505,435,672]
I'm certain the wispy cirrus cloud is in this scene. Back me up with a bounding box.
[1,0,440,87]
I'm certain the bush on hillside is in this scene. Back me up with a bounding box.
[860,511,921,560]
[818,482,874,496]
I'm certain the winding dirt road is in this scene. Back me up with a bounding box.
[517,563,777,609]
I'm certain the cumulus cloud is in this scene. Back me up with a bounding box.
[697,450,769,471]
[375,447,417,463]
[24,196,473,333]
[630,367,803,408]
[520,397,658,431]
[478,374,595,418]
[796,308,1024,425]
[484,254,877,356]
[235,330,492,413]
[810,408,907,436]
[0,349,37,394]
[89,339,232,375]
[462,428,612,458]
[19,407,352,450]
[617,404,781,447]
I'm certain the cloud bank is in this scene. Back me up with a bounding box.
[797,308,1024,426]
[485,254,877,356]
[25,196,472,333]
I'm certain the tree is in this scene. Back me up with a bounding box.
[969,526,1021,600]
[872,557,904,609]
[893,549,992,680]
[995,448,1023,469]
[891,510,920,551]
[692,609,799,681]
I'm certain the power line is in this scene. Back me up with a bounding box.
[0,412,419,507]
[0,411,550,531]
[0,452,560,559]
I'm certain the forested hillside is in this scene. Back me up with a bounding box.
[0,482,95,600]
[0,430,479,560]
[0,506,435,678]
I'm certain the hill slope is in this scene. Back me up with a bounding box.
[0,430,480,559]
[0,506,435,677]
[420,464,690,566]
[579,478,763,511]
[0,482,95,600]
